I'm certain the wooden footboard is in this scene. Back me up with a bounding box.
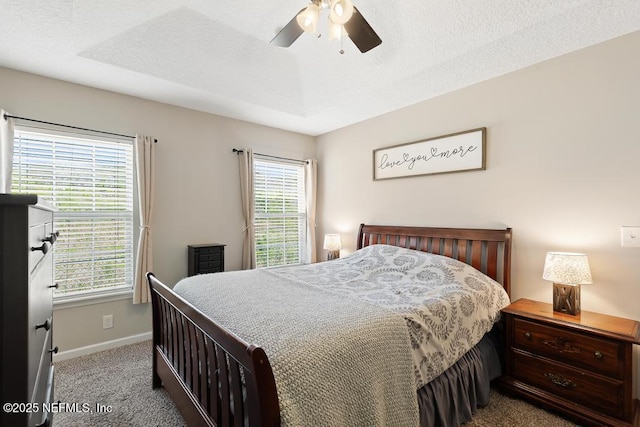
[147,273,280,427]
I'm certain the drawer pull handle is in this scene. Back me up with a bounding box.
[48,346,59,354]
[48,283,59,289]
[36,318,51,331]
[545,372,576,388]
[42,231,60,244]
[524,332,531,339]
[31,243,49,254]
[594,351,603,359]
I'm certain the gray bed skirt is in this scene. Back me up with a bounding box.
[417,324,503,427]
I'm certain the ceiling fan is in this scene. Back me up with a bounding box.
[270,0,382,54]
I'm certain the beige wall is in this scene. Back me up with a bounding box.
[0,66,315,351]
[316,31,640,396]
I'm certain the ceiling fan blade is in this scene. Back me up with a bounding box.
[344,6,382,53]
[270,9,305,47]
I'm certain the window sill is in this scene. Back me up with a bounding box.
[53,289,133,310]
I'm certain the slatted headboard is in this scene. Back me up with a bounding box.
[357,224,512,296]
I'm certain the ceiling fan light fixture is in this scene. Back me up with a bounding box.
[296,3,320,33]
[328,21,348,40]
[271,0,381,53]
[329,0,354,25]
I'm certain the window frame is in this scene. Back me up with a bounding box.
[10,124,139,304]
[253,155,307,268]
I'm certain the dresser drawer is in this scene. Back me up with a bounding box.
[512,317,623,378]
[28,205,54,273]
[28,222,50,274]
[28,255,54,395]
[35,366,55,427]
[29,330,52,426]
[511,348,625,419]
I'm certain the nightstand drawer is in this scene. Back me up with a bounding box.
[199,261,222,270]
[197,247,220,256]
[198,252,222,262]
[512,317,623,378]
[512,349,625,419]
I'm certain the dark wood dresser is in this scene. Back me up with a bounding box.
[1,194,58,427]
[188,244,225,276]
[500,298,640,427]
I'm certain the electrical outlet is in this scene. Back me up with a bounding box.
[621,226,640,247]
[102,314,113,329]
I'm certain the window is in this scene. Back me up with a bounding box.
[253,157,306,268]
[11,127,135,298]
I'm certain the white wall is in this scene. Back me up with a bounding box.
[0,66,315,351]
[316,31,640,396]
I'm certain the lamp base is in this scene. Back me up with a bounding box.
[327,250,340,261]
[553,283,580,315]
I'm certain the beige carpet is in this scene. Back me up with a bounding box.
[54,341,576,426]
[464,389,576,427]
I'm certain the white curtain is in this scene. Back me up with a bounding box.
[133,135,155,304]
[0,110,14,193]
[305,159,318,263]
[238,149,256,270]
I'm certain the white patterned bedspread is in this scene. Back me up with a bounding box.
[173,244,509,426]
[271,244,511,387]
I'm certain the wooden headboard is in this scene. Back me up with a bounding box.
[357,224,512,296]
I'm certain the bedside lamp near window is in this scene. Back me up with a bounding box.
[542,252,593,315]
[323,234,342,261]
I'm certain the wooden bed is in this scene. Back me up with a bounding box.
[147,224,512,427]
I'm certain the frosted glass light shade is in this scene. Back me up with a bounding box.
[297,4,320,33]
[328,21,348,40]
[329,0,354,25]
[542,252,593,285]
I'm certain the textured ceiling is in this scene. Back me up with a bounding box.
[1,1,639,136]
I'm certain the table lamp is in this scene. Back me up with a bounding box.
[323,234,342,261]
[542,252,592,315]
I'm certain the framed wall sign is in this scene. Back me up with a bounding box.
[372,127,486,180]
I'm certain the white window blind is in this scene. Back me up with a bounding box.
[11,128,134,296]
[253,158,306,268]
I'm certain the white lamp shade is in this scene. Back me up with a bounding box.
[329,0,354,25]
[323,234,342,251]
[296,4,320,33]
[542,252,593,285]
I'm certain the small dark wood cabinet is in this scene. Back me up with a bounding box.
[188,244,225,276]
[1,194,58,427]
[500,298,640,427]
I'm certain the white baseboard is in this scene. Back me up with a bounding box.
[53,332,152,362]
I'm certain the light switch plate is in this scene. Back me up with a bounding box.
[621,226,640,247]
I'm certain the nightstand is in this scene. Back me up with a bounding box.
[187,244,225,276]
[500,298,640,427]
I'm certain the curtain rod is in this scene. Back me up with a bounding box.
[233,148,308,164]
[3,113,157,142]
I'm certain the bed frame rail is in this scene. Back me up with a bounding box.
[357,224,512,295]
[148,273,280,427]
